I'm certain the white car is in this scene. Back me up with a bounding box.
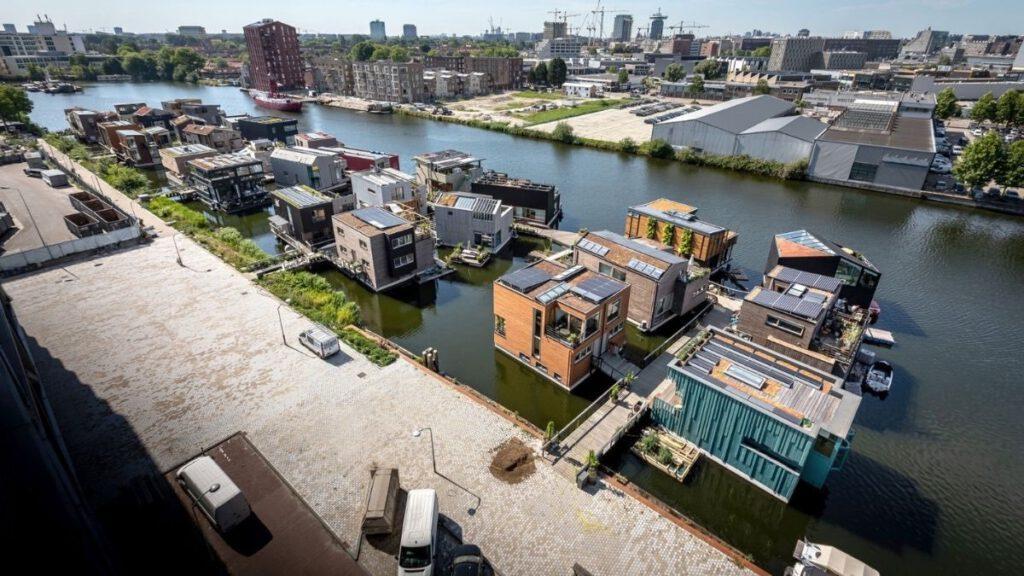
[952,145,964,155]
[931,163,952,174]
[971,128,984,137]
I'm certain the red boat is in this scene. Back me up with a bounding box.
[250,80,303,112]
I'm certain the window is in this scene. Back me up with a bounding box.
[585,314,599,337]
[814,434,837,456]
[598,262,627,282]
[607,299,621,322]
[609,322,624,337]
[767,315,805,337]
[535,362,548,374]
[859,269,880,289]
[494,315,506,336]
[358,239,368,250]
[836,259,862,286]
[312,208,327,222]
[574,346,592,363]
[532,310,542,357]
[336,226,345,236]
[391,234,412,249]
[848,162,878,183]
[393,254,414,268]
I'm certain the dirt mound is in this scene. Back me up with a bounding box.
[489,438,536,484]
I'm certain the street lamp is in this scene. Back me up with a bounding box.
[172,233,184,266]
[412,427,480,515]
[277,298,292,345]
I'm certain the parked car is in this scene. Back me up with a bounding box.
[1005,189,1021,200]
[972,128,984,137]
[986,187,1002,197]
[934,179,949,190]
[298,325,340,359]
[23,167,42,178]
[952,145,964,155]
[450,544,485,576]
[398,489,439,576]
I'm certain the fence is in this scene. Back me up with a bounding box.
[542,374,624,457]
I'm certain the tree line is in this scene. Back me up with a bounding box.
[27,45,206,83]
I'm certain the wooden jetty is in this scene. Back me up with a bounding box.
[631,427,701,483]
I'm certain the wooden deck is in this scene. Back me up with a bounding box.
[631,427,701,483]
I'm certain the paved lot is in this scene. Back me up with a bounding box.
[4,235,754,576]
[0,162,78,253]
[532,106,685,143]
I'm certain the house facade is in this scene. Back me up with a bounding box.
[624,198,738,272]
[431,193,513,251]
[269,185,335,249]
[470,171,561,227]
[493,260,630,390]
[413,150,484,193]
[186,153,269,213]
[351,168,426,214]
[332,207,436,292]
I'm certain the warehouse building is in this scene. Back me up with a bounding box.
[650,95,808,162]
[736,115,826,164]
[808,99,936,191]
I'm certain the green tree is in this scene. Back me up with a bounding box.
[664,63,685,82]
[616,68,629,84]
[972,92,997,123]
[1000,141,1024,188]
[389,46,410,62]
[996,90,1020,126]
[678,229,693,256]
[752,46,772,57]
[552,122,575,143]
[0,85,33,125]
[420,43,431,54]
[102,164,150,197]
[645,218,658,239]
[350,41,375,61]
[369,45,392,61]
[618,137,638,153]
[646,139,675,159]
[688,76,705,95]
[26,63,45,80]
[753,78,771,95]
[548,58,567,86]
[693,58,721,79]
[532,61,548,85]
[953,131,1006,189]
[935,87,960,119]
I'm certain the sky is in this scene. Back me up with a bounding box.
[6,0,1023,38]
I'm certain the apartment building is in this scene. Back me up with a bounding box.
[413,150,484,193]
[493,260,630,390]
[351,167,426,214]
[431,192,513,252]
[332,207,435,291]
[0,19,85,77]
[243,19,303,91]
[423,55,524,90]
[309,54,355,94]
[237,116,299,145]
[767,37,826,71]
[574,231,708,332]
[470,171,561,227]
[652,327,861,502]
[182,124,244,154]
[765,230,880,309]
[536,37,585,59]
[186,153,269,213]
[352,60,425,103]
[624,199,738,272]
[270,147,352,211]
[269,185,336,249]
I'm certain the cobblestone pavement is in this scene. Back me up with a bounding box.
[5,236,755,576]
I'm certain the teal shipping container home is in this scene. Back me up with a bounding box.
[652,327,861,502]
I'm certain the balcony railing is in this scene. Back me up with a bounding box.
[544,325,582,348]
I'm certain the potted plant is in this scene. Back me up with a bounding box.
[586,450,599,482]
[609,382,621,403]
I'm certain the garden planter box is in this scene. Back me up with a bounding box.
[64,212,102,237]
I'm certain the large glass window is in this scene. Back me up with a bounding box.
[836,259,863,286]
[767,315,805,337]
[848,162,878,183]
[607,299,621,322]
[598,262,627,282]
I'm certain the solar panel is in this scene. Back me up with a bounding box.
[553,265,586,281]
[627,258,666,280]
[725,363,766,390]
[773,266,842,292]
[473,197,499,214]
[577,238,610,257]
[352,207,407,229]
[500,266,552,293]
[751,290,823,320]
[572,276,624,302]
[537,283,570,304]
[777,230,835,255]
[454,196,476,210]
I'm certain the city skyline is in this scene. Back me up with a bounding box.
[6,0,1022,38]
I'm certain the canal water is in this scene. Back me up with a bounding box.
[29,83,1024,575]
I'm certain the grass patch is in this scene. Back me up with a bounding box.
[512,90,564,100]
[521,99,627,125]
[147,196,273,270]
[258,271,394,366]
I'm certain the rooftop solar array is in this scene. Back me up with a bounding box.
[553,265,585,282]
[352,207,408,230]
[454,196,476,210]
[627,258,666,280]
[750,289,826,320]
[725,364,767,391]
[772,266,842,292]
[472,197,499,215]
[571,276,624,303]
[537,283,570,304]
[577,238,610,257]
[500,266,552,293]
[776,230,835,255]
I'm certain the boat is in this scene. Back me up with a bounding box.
[786,539,879,576]
[249,80,302,112]
[44,82,79,94]
[864,360,893,394]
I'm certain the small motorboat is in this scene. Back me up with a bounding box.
[786,539,879,576]
[864,360,893,394]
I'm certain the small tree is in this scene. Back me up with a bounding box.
[552,122,575,144]
[935,87,960,120]
[646,139,675,159]
[609,382,621,402]
[972,92,997,123]
[687,76,705,95]
[548,57,567,86]
[753,79,771,95]
[657,446,674,466]
[586,450,599,479]
[660,223,676,245]
[616,68,629,85]
[545,421,556,441]
[953,131,1006,189]
[664,63,685,82]
[532,61,548,85]
[619,137,638,153]
[645,218,658,239]
[678,228,693,256]
[0,85,33,126]
[996,90,1020,126]
[640,433,660,455]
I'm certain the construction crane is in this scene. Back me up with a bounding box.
[668,21,710,36]
[591,1,627,41]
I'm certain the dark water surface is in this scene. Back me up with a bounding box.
[30,83,1024,575]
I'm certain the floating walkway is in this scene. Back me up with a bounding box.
[631,426,701,483]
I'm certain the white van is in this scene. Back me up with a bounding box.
[176,456,252,532]
[398,488,438,576]
[299,325,340,358]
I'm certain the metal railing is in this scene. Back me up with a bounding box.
[542,375,624,457]
[544,325,581,348]
[639,300,713,367]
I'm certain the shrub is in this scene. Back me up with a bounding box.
[644,139,675,159]
[657,446,674,466]
[552,122,575,144]
[640,433,660,455]
[660,223,675,246]
[618,137,638,153]
[645,218,658,240]
[545,421,556,441]
[340,327,397,366]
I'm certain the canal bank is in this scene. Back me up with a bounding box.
[28,83,1024,576]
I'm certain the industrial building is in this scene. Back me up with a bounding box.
[735,115,826,165]
[650,95,799,159]
[651,327,861,502]
[431,192,513,252]
[807,97,936,191]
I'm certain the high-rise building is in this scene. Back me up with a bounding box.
[797,29,810,37]
[403,24,417,40]
[370,20,386,41]
[767,37,826,71]
[243,19,304,91]
[612,15,633,42]
[543,21,567,40]
[178,26,206,37]
[649,11,667,40]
